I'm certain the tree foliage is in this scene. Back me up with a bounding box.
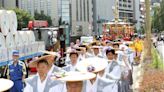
[159,0,164,31]
[152,6,160,31]
[152,1,164,32]
[13,8,34,30]
[34,11,52,26]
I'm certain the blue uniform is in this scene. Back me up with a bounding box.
[7,61,26,92]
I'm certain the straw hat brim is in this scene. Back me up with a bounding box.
[64,50,83,54]
[113,48,121,51]
[40,51,60,57]
[112,42,123,44]
[28,55,55,68]
[91,46,103,49]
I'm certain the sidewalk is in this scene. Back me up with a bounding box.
[132,52,144,92]
[132,64,144,92]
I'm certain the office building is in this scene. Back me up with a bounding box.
[3,0,16,9]
[18,0,58,26]
[118,0,135,23]
[58,0,70,24]
[1,0,58,26]
[1,0,93,36]
[93,0,115,35]
[0,0,3,8]
[134,0,142,30]
[70,0,93,36]
[94,0,136,23]
[93,0,138,35]
[58,0,93,36]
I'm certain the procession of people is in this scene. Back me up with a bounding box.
[1,36,144,92]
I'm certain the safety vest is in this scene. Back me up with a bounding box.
[8,61,25,81]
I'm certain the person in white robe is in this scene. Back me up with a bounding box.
[103,48,122,92]
[74,39,81,47]
[65,42,75,63]
[33,51,65,75]
[96,75,119,92]
[116,50,132,92]
[90,46,103,58]
[24,59,66,92]
[83,48,121,92]
[75,45,93,60]
[82,76,98,92]
[101,46,113,59]
[63,50,80,72]
[45,54,66,76]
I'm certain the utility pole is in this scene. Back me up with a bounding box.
[145,0,152,61]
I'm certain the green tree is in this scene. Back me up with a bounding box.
[159,0,164,31]
[152,6,160,32]
[145,0,152,61]
[34,11,52,26]
[152,1,164,32]
[13,8,34,30]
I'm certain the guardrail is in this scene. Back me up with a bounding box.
[0,52,43,67]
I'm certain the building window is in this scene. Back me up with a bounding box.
[61,0,70,23]
[123,4,127,7]
[47,1,51,15]
[128,0,131,3]
[128,5,131,8]
[34,0,38,10]
[58,0,62,17]
[40,0,44,11]
[16,0,19,7]
[119,4,122,7]
[128,13,133,17]
[83,0,86,21]
[87,0,89,22]
[27,0,32,12]
[123,0,127,2]
[77,25,83,31]
[80,0,82,21]
[76,0,79,21]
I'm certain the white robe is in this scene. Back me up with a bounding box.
[69,64,77,71]
[102,83,118,92]
[24,82,65,92]
[96,75,119,92]
[90,52,103,58]
[78,52,93,61]
[103,61,121,80]
[129,52,135,64]
[62,63,77,72]
[65,47,73,63]
[47,65,65,75]
[85,79,98,92]
[24,75,66,92]
[48,65,56,75]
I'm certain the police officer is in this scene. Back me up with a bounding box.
[7,50,26,92]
